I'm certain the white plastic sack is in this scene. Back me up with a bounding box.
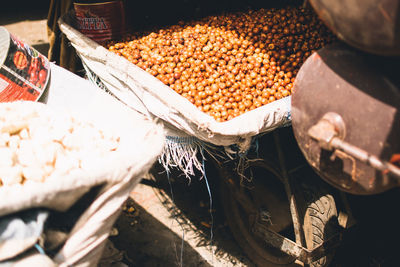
[0,63,165,267]
[58,12,291,150]
[0,97,164,218]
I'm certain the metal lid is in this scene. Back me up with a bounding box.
[0,27,10,67]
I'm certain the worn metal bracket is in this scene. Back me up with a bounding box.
[308,112,346,150]
[273,131,306,248]
[253,220,343,264]
[308,112,400,178]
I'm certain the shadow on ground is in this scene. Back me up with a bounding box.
[111,197,212,267]
[111,160,252,266]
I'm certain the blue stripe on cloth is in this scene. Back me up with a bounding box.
[284,95,292,121]
[34,244,45,255]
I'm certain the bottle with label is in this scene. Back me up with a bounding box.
[73,0,126,45]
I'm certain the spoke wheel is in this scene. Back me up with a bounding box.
[219,160,297,266]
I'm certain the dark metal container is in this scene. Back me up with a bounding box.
[291,43,400,195]
[0,27,50,102]
[309,0,400,56]
[74,0,126,45]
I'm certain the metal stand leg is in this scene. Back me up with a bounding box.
[273,131,306,248]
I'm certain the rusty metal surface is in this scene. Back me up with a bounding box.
[309,0,400,56]
[308,112,400,178]
[330,136,400,178]
[291,43,400,195]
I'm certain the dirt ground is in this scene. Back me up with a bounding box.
[2,3,400,267]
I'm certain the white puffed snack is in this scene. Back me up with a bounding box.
[0,101,121,187]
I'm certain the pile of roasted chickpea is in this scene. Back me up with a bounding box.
[108,5,335,122]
